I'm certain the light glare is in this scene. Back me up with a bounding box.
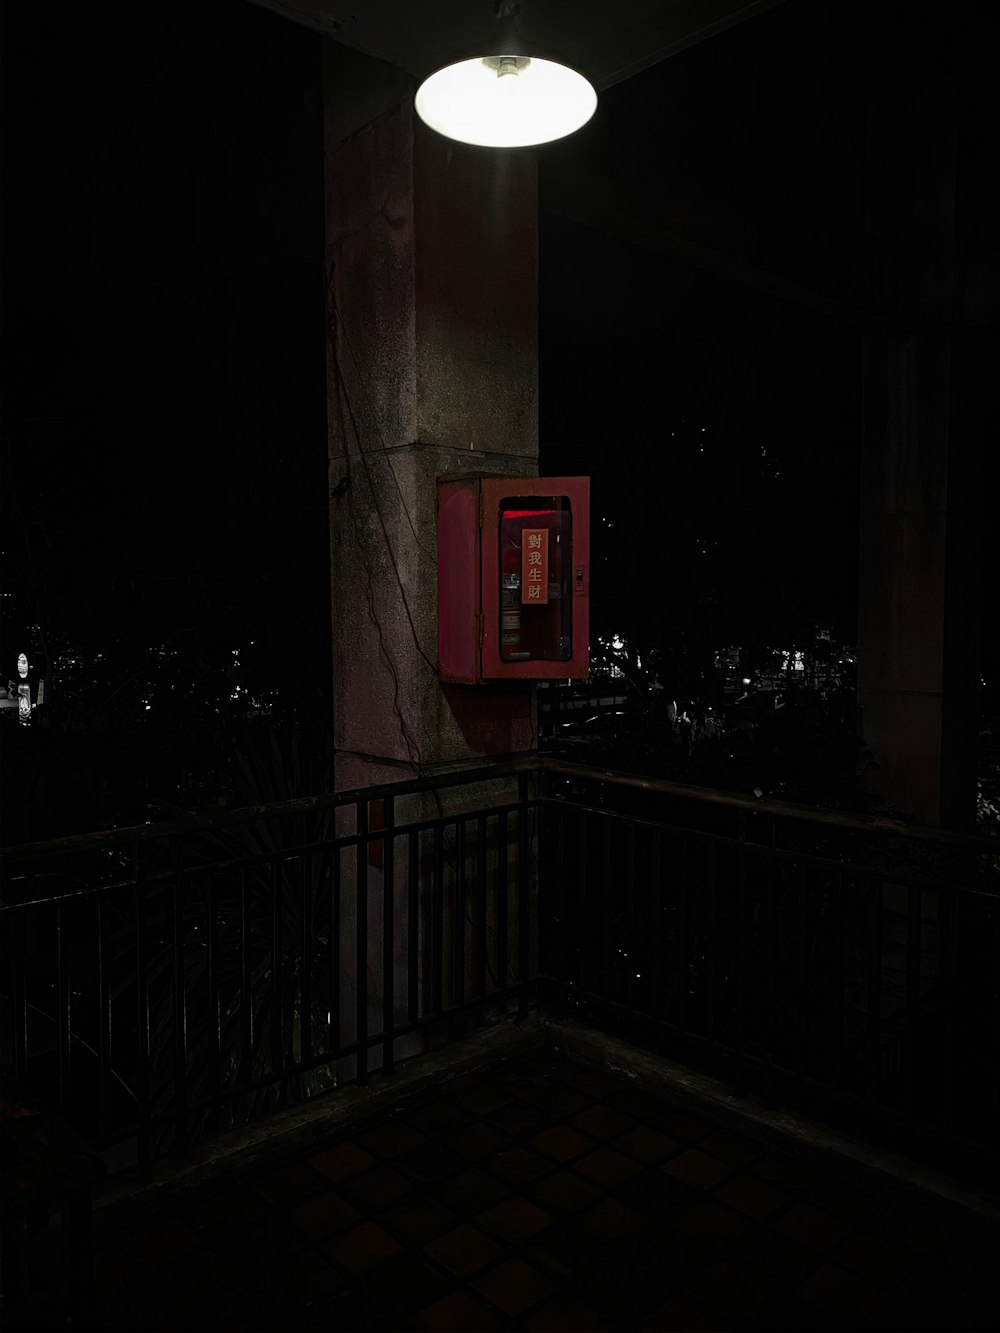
[415,56,596,148]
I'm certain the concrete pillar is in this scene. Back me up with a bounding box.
[857,55,985,829]
[323,42,539,794]
[320,46,542,1075]
[858,334,984,828]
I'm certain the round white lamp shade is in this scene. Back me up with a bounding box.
[415,54,597,148]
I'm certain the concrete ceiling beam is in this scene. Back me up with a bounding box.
[245,0,789,90]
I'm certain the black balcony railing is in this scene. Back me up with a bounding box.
[0,760,540,1172]
[540,759,1000,1180]
[2,757,997,1182]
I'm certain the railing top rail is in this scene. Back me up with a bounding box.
[0,754,539,866]
[2,754,995,867]
[540,757,999,855]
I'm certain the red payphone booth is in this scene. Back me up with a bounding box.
[437,475,590,682]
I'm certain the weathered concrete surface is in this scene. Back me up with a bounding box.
[324,42,540,795]
[327,445,538,794]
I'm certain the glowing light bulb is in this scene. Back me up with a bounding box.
[416,54,596,148]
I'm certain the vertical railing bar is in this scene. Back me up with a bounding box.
[295,811,309,1085]
[866,873,883,1116]
[577,804,589,1001]
[625,822,638,1012]
[602,813,613,1002]
[134,848,152,1166]
[432,822,445,1016]
[942,888,958,1133]
[903,882,922,1120]
[533,770,547,1002]
[207,873,220,1132]
[56,902,70,1112]
[475,815,488,1017]
[356,797,369,1086]
[830,862,845,1097]
[455,816,467,1011]
[517,775,530,1017]
[11,869,32,1077]
[171,835,188,1155]
[677,836,690,1035]
[97,896,112,1140]
[271,854,284,1095]
[407,830,419,1025]
[734,815,748,1093]
[300,850,313,1074]
[240,867,253,1096]
[990,900,1000,1149]
[382,797,395,1076]
[293,810,305,1103]
[651,829,663,1022]
[554,792,568,1012]
[797,858,810,1078]
[331,847,342,1055]
[497,809,509,999]
[705,840,717,1042]
[322,850,334,1058]
[763,818,776,1104]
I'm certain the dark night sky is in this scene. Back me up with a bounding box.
[1,1,992,692]
[540,0,868,649]
[1,1,327,682]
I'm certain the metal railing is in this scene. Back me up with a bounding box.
[1,760,539,1171]
[2,756,997,1179]
[540,759,1000,1178]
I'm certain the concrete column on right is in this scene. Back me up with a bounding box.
[857,47,986,830]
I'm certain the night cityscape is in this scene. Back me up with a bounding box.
[1,1,998,1330]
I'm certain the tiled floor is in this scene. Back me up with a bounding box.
[87,1047,998,1331]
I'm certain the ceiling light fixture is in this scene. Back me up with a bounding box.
[415,1,597,149]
